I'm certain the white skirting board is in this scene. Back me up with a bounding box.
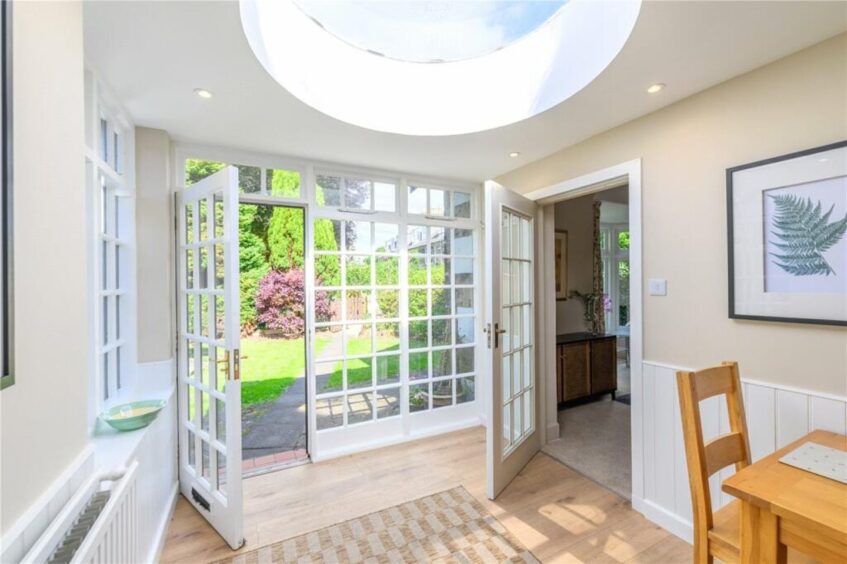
[635,360,847,544]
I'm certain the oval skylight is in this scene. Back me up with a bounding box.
[241,0,641,136]
[293,0,567,63]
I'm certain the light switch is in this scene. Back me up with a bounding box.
[649,278,667,296]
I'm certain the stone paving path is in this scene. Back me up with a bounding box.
[242,375,307,460]
[240,331,344,462]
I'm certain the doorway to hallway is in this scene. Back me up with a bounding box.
[238,201,309,476]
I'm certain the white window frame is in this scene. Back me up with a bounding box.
[85,70,137,430]
[172,144,483,460]
[601,222,629,333]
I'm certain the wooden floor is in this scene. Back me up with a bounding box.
[161,427,691,563]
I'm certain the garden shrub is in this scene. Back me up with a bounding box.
[256,268,331,337]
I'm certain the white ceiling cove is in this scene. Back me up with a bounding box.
[83,1,846,181]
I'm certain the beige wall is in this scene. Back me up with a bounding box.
[135,128,174,363]
[1,1,88,532]
[499,34,847,396]
[554,195,595,334]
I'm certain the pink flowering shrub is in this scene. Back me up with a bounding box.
[256,269,331,338]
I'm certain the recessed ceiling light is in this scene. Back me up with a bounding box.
[194,88,213,99]
[647,83,665,94]
[509,152,520,158]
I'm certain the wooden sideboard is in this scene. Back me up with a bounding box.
[556,332,618,404]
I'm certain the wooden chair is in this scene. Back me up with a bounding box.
[677,361,752,564]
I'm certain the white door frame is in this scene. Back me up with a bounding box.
[523,158,644,502]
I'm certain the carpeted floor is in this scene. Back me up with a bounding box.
[214,486,537,564]
[543,399,631,499]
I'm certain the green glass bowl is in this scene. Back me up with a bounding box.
[101,399,166,432]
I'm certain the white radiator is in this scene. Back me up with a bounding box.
[22,461,140,564]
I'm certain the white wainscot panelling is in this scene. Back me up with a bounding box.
[635,361,847,544]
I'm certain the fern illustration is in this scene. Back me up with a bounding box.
[769,193,847,276]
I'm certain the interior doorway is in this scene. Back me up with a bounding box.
[238,201,309,476]
[521,159,643,504]
[542,185,632,499]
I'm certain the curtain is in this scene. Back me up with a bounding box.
[592,201,606,335]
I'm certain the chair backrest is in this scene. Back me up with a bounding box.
[676,362,752,543]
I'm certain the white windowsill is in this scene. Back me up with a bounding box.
[91,363,175,474]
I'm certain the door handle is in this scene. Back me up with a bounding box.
[493,323,506,349]
[219,350,244,380]
[484,323,506,349]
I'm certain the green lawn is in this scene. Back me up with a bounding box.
[321,337,426,390]
[240,336,328,406]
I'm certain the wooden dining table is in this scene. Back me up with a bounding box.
[722,430,847,563]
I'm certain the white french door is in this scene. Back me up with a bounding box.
[176,167,244,549]
[484,181,540,499]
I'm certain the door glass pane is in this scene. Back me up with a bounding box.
[513,398,522,441]
[347,392,373,424]
[502,404,511,450]
[410,383,429,412]
[502,355,510,400]
[236,165,261,194]
[267,168,301,197]
[345,255,371,286]
[314,218,342,251]
[316,175,342,207]
[430,258,451,286]
[377,355,400,385]
[456,346,474,374]
[456,317,474,344]
[344,178,371,210]
[216,398,226,445]
[187,430,196,470]
[430,227,449,255]
[432,349,452,378]
[432,379,453,409]
[374,182,396,212]
[216,450,227,493]
[346,221,372,252]
[453,191,471,219]
[432,319,452,347]
[501,211,510,258]
[429,189,449,217]
[455,259,473,284]
[457,377,475,404]
[408,186,427,214]
[316,397,344,430]
[316,360,341,394]
[375,323,399,351]
[455,288,473,314]
[374,223,399,252]
[376,387,400,418]
[454,229,473,256]
[409,352,428,380]
[376,257,399,285]
[201,442,211,482]
[408,257,427,285]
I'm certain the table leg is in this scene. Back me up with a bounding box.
[741,501,787,563]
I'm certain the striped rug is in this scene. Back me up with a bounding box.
[217,486,536,563]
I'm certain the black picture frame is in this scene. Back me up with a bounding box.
[1,0,12,390]
[726,139,847,327]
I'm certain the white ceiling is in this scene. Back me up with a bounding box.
[83,1,846,182]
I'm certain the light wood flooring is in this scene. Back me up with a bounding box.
[161,426,691,563]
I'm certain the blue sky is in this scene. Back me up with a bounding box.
[295,1,567,62]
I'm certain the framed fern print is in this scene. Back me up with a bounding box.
[727,140,847,326]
